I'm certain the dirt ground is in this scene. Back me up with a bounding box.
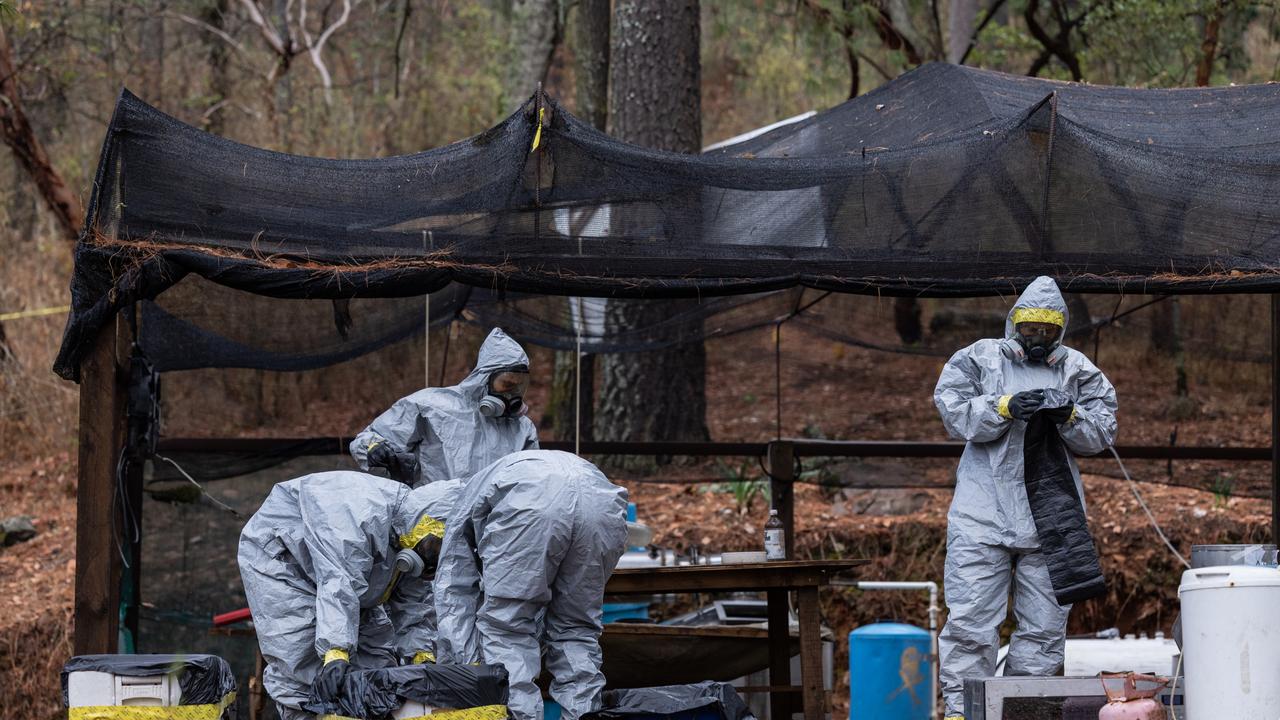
[1,322,1273,719]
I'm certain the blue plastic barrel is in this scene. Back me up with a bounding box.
[848,623,932,720]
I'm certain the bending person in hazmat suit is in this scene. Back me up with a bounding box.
[434,450,629,720]
[238,472,461,720]
[933,276,1117,720]
[351,327,539,486]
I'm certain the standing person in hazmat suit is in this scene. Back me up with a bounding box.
[238,472,461,720]
[351,327,540,486]
[434,450,629,720]
[933,276,1117,720]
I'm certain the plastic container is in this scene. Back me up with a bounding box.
[1178,565,1280,719]
[66,671,182,708]
[1190,543,1278,568]
[603,602,651,623]
[848,623,931,720]
[764,509,785,561]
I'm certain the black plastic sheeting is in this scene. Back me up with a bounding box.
[56,63,1280,380]
[592,682,755,720]
[302,663,509,718]
[1023,390,1106,605]
[61,654,237,706]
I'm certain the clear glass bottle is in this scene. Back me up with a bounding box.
[764,508,786,561]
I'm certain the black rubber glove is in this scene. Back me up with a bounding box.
[1008,389,1046,421]
[1040,400,1075,424]
[366,442,395,470]
[387,451,420,485]
[313,658,349,704]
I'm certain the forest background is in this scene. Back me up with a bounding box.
[3,1,1280,718]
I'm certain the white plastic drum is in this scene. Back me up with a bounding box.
[1178,565,1280,719]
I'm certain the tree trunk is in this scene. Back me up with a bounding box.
[1196,0,1227,87]
[546,0,610,442]
[505,0,563,114]
[597,0,708,458]
[572,0,609,129]
[0,26,84,243]
[202,0,231,134]
[947,0,980,63]
[139,2,167,104]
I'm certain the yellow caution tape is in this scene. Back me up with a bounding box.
[1011,307,1064,327]
[997,394,1013,419]
[323,648,350,664]
[0,304,70,322]
[530,107,545,153]
[379,568,404,605]
[324,705,508,720]
[399,514,446,549]
[69,693,236,720]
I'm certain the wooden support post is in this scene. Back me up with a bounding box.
[768,440,796,560]
[767,588,792,720]
[74,316,131,655]
[1273,295,1279,548]
[796,586,826,720]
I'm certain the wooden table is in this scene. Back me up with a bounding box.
[605,559,866,720]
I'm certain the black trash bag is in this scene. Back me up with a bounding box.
[1022,389,1106,605]
[61,654,237,707]
[303,663,509,718]
[590,681,755,720]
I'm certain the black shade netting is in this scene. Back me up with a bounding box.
[57,63,1280,380]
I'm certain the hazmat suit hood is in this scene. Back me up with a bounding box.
[457,328,532,400]
[350,327,539,486]
[394,479,464,548]
[1004,275,1069,346]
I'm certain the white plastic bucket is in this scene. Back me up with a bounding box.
[1178,565,1280,719]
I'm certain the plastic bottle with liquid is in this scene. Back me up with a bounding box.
[764,509,786,561]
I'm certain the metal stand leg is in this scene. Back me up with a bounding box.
[768,588,792,720]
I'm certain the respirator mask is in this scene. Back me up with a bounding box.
[478,366,530,418]
[394,548,426,578]
[1000,319,1067,365]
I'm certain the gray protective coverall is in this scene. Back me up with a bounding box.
[238,472,461,720]
[933,276,1117,717]
[350,328,539,486]
[434,450,629,720]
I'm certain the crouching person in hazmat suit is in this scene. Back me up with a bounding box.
[434,450,629,720]
[238,471,461,720]
[350,327,539,486]
[933,276,1117,720]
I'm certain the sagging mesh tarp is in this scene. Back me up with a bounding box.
[57,63,1280,379]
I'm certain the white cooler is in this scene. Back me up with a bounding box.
[1178,565,1280,719]
[66,670,183,708]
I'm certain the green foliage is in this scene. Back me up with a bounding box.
[1211,473,1235,507]
[706,458,771,512]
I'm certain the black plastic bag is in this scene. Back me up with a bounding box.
[591,682,755,720]
[303,662,509,718]
[62,654,236,707]
[1022,392,1106,605]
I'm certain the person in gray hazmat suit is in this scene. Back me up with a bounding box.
[433,450,629,720]
[238,471,461,720]
[933,276,1117,720]
[350,327,540,486]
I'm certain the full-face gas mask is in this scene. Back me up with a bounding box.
[1000,311,1068,366]
[478,365,530,418]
